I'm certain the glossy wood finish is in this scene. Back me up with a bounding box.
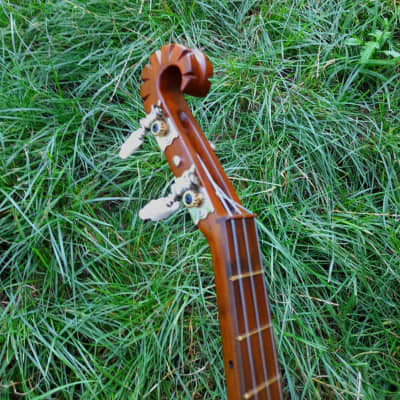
[140,44,283,400]
[201,214,283,400]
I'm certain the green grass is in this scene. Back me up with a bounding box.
[0,0,399,398]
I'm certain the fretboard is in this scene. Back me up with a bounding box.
[207,215,283,400]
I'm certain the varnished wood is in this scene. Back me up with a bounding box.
[200,215,283,400]
[139,44,283,400]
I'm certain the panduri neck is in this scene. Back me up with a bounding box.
[201,214,283,400]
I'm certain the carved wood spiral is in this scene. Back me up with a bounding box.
[140,44,213,113]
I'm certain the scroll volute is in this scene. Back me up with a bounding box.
[140,44,251,238]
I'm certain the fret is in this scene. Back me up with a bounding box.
[230,269,263,281]
[230,277,268,338]
[243,376,280,399]
[236,323,272,342]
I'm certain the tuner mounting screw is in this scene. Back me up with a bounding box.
[182,190,203,208]
[172,155,182,167]
[150,119,169,136]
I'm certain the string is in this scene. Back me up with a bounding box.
[197,155,232,215]
[195,154,280,397]
[230,218,258,399]
[254,220,283,399]
[242,217,271,399]
[196,155,252,215]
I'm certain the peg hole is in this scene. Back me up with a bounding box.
[228,360,234,369]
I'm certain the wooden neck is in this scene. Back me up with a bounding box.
[200,214,283,400]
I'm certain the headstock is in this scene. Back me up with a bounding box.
[120,44,252,231]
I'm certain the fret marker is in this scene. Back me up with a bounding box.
[236,323,272,342]
[230,269,263,282]
[243,376,280,399]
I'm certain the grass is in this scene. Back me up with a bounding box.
[0,0,399,398]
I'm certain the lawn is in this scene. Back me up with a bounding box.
[0,0,399,399]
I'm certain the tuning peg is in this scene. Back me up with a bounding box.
[139,105,163,129]
[139,194,180,221]
[138,165,204,222]
[119,104,164,159]
[119,127,146,159]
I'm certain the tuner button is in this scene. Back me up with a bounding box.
[150,119,169,136]
[139,197,180,221]
[119,127,145,159]
[182,190,203,208]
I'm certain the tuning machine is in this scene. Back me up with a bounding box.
[119,105,178,159]
[138,165,213,223]
[138,194,180,221]
[119,105,164,159]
